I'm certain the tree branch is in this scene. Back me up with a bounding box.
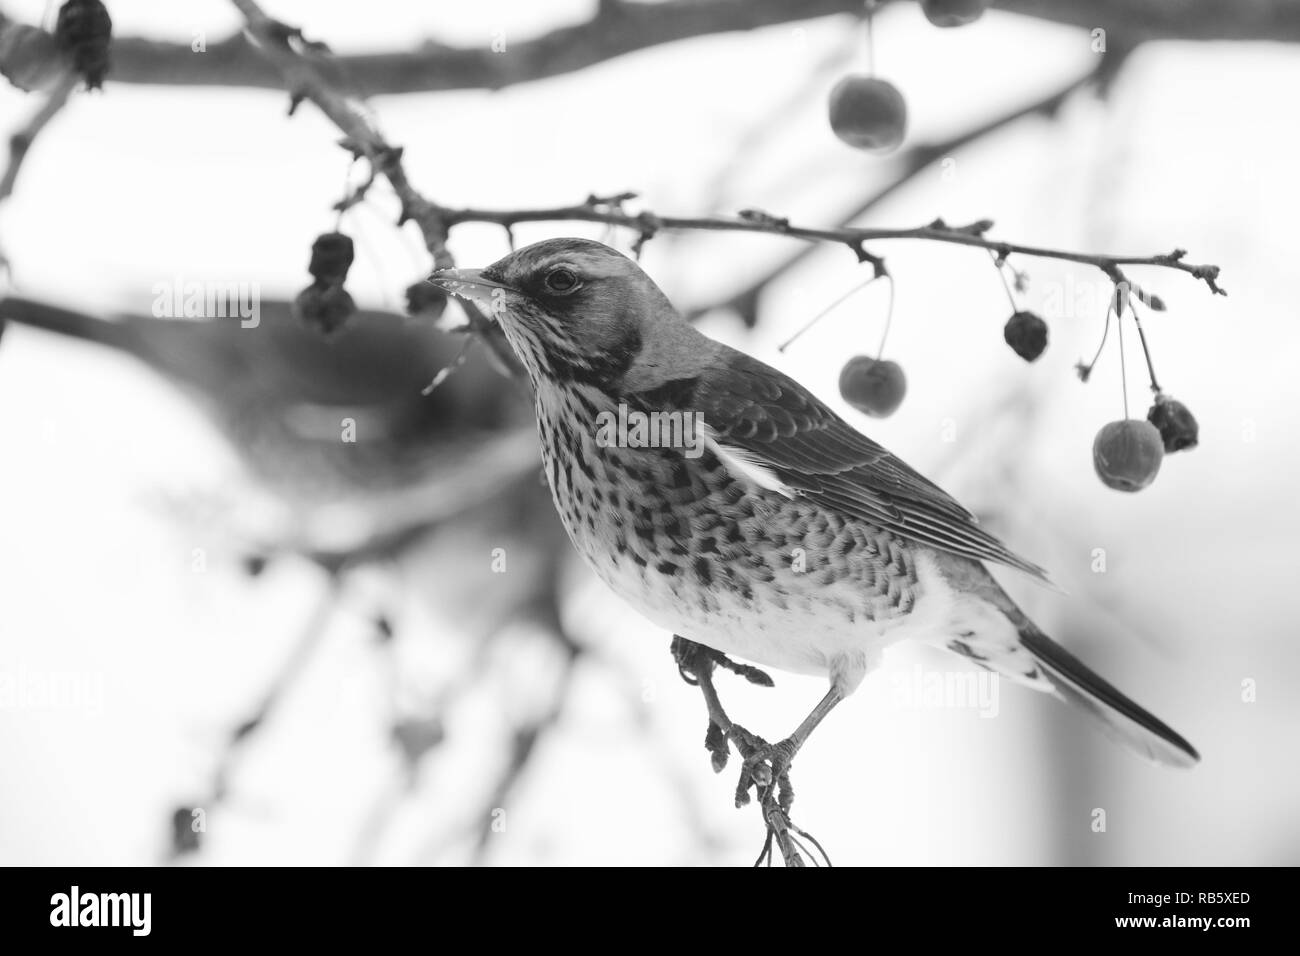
[83,0,1300,95]
[685,59,1106,322]
[441,196,1226,297]
[226,0,526,372]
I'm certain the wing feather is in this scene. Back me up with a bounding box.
[636,349,1050,582]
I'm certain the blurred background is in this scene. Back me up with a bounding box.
[0,0,1296,866]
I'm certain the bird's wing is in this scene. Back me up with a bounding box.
[674,350,1050,582]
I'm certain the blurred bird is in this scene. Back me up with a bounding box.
[0,295,547,565]
[429,238,1199,811]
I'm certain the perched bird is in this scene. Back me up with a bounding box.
[429,238,1199,802]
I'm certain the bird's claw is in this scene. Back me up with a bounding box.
[735,737,796,811]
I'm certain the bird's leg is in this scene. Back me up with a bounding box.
[670,636,770,771]
[738,687,845,813]
[671,637,834,866]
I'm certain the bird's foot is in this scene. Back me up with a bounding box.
[669,635,830,866]
[735,736,797,810]
[671,635,773,689]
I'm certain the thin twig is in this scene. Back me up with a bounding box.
[989,249,1020,313]
[1117,302,1130,419]
[686,63,1105,321]
[0,69,77,206]
[1129,304,1162,394]
[442,200,1225,295]
[210,571,342,802]
[224,7,1225,327]
[228,0,521,374]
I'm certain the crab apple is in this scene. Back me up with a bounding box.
[1093,419,1164,492]
[828,76,907,153]
[1147,395,1199,453]
[920,0,990,28]
[1003,310,1048,362]
[839,356,907,418]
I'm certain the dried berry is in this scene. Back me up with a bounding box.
[1003,310,1048,362]
[839,356,907,418]
[1093,419,1164,492]
[170,806,201,855]
[392,716,445,764]
[920,0,990,27]
[405,280,448,322]
[307,232,355,285]
[292,282,355,337]
[828,76,907,153]
[1147,395,1199,453]
[54,0,112,90]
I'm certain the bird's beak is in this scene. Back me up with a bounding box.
[426,268,514,317]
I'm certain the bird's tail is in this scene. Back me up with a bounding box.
[0,296,142,353]
[1019,624,1199,769]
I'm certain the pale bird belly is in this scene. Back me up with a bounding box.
[534,392,972,680]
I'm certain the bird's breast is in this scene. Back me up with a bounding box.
[531,382,928,675]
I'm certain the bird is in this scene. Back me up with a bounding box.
[428,237,1200,812]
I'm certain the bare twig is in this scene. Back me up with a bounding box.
[210,571,341,802]
[688,62,1103,321]
[442,198,1226,296]
[228,1,1222,336]
[230,0,451,267]
[0,69,76,206]
[228,0,523,373]
[168,569,341,860]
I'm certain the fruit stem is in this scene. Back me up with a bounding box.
[1117,300,1130,419]
[863,0,877,75]
[1129,304,1162,394]
[777,272,883,352]
[876,273,895,359]
[988,249,1019,312]
[1077,300,1112,382]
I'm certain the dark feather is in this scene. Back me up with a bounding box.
[640,349,1051,582]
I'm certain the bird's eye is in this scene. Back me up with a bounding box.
[545,268,579,293]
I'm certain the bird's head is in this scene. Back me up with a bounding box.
[429,238,699,391]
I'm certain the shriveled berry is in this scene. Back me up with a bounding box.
[1003,310,1048,362]
[920,0,990,27]
[1093,419,1164,492]
[405,281,448,322]
[292,282,355,337]
[1147,395,1199,453]
[839,356,907,418]
[55,0,112,89]
[307,232,355,284]
[170,806,201,855]
[828,76,907,153]
[391,716,445,764]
